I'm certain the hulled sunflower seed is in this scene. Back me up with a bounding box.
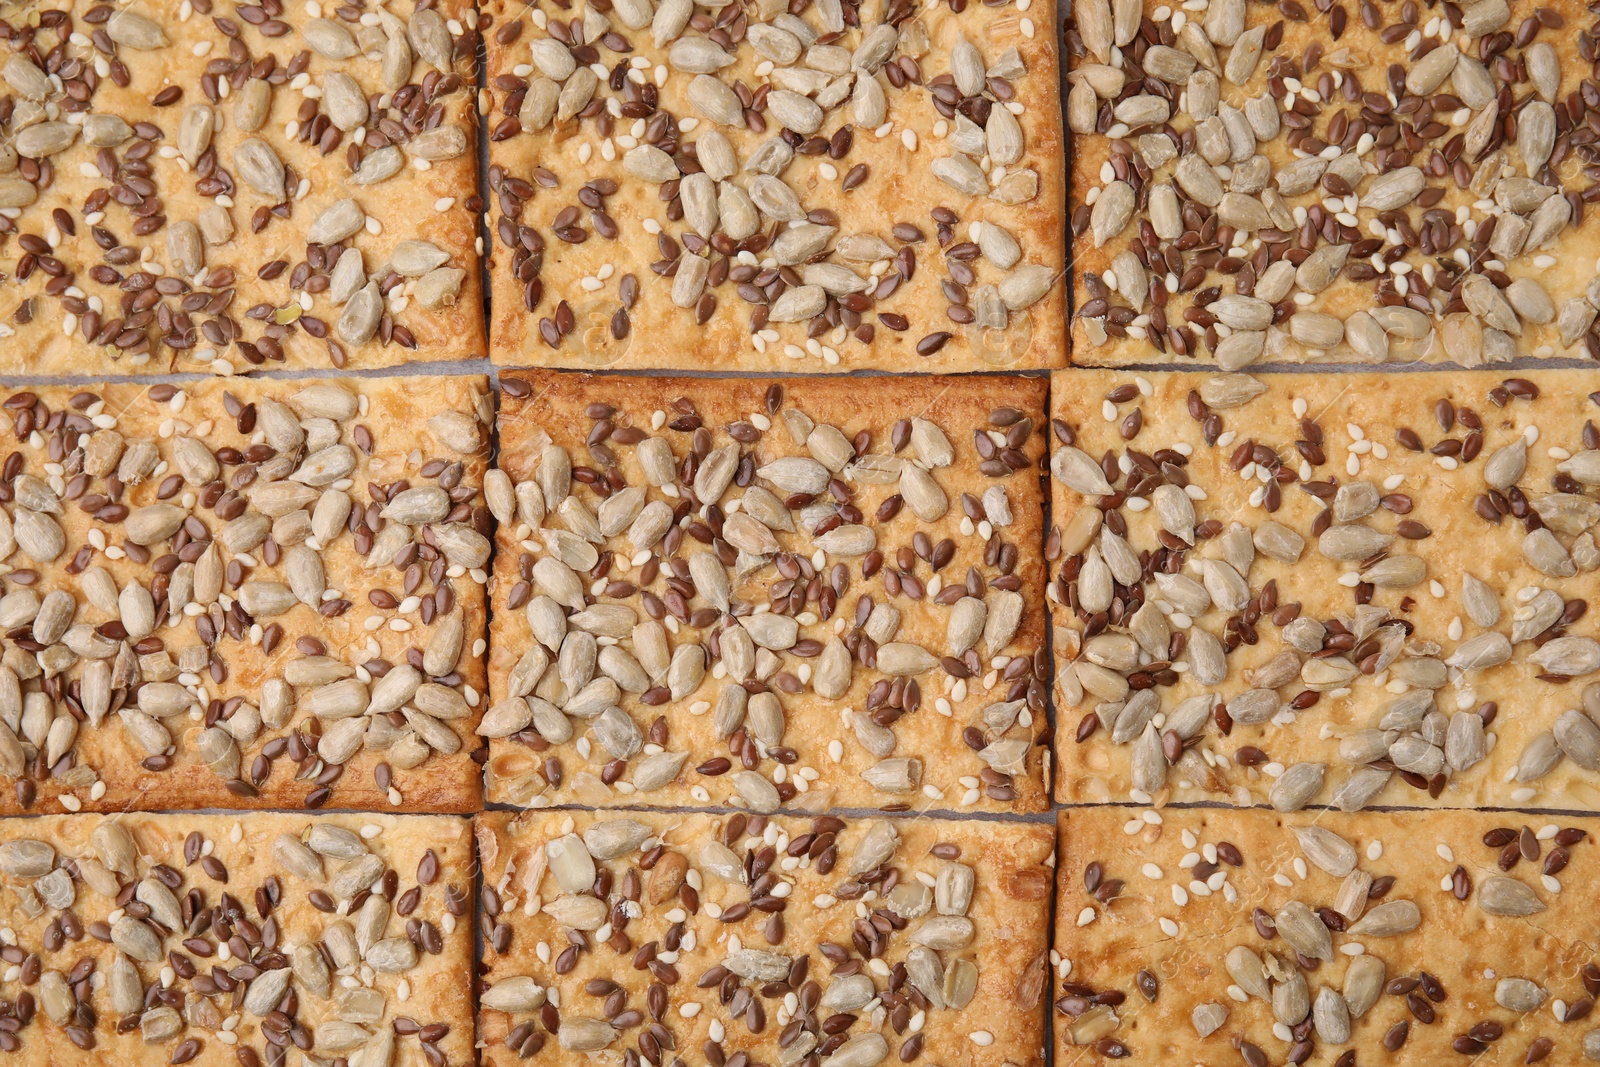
[483,977,548,1013]
[1496,978,1547,1013]
[1348,899,1421,936]
[1274,900,1333,961]
[1477,876,1546,917]
[1269,763,1325,812]
[1294,826,1357,876]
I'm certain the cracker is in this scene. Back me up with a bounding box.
[1065,0,1600,367]
[0,811,475,1065]
[475,809,1053,1067]
[0,0,484,375]
[480,0,1064,372]
[0,375,492,815]
[1048,368,1600,811]
[1053,805,1600,1065]
[486,370,1050,814]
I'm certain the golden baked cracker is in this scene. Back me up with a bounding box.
[486,370,1050,814]
[1054,805,1599,1065]
[476,809,1053,1067]
[0,811,475,1067]
[0,375,491,815]
[0,0,483,374]
[1066,0,1600,368]
[1048,368,1600,811]
[481,0,1064,372]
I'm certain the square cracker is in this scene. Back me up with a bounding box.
[1066,0,1600,367]
[0,0,483,375]
[486,370,1050,814]
[1053,805,1600,1066]
[475,808,1053,1067]
[0,811,475,1066]
[0,374,492,815]
[480,0,1064,372]
[1048,368,1600,810]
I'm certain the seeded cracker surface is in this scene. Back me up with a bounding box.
[1048,369,1600,811]
[0,375,492,815]
[480,0,1065,371]
[474,809,1052,1067]
[0,811,475,1065]
[1053,807,1600,1065]
[1066,0,1600,366]
[485,371,1050,814]
[0,0,484,374]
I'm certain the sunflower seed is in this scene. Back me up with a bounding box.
[861,758,921,792]
[243,967,292,1017]
[0,837,54,877]
[0,178,37,209]
[483,977,547,1013]
[1224,946,1269,1000]
[1446,631,1513,670]
[983,104,1024,166]
[1273,972,1310,1026]
[1445,712,1488,772]
[235,138,287,200]
[1496,978,1547,1013]
[817,1034,886,1067]
[111,916,162,961]
[1318,524,1395,561]
[1478,876,1545,917]
[98,952,143,1017]
[1515,730,1563,782]
[876,642,937,676]
[1330,767,1390,811]
[542,892,610,931]
[1090,181,1135,246]
[1274,900,1333,961]
[896,463,947,521]
[1197,372,1267,407]
[541,834,596,895]
[1130,722,1168,791]
[1294,827,1357,876]
[1344,898,1420,936]
[2,56,51,100]
[1052,447,1114,495]
[407,7,454,66]
[1555,709,1600,769]
[1523,528,1576,577]
[1531,636,1600,676]
[410,125,466,160]
[12,509,64,562]
[1269,763,1325,812]
[272,834,325,881]
[1519,101,1555,174]
[303,16,357,57]
[1308,987,1352,1045]
[106,9,167,47]
[558,1019,619,1053]
[999,264,1053,310]
[911,915,974,950]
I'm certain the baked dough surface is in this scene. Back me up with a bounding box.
[486,370,1050,815]
[1066,0,1600,368]
[0,0,484,375]
[0,375,492,815]
[1049,368,1600,812]
[0,811,475,1067]
[1055,806,1600,1066]
[481,0,1064,371]
[475,809,1053,1067]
